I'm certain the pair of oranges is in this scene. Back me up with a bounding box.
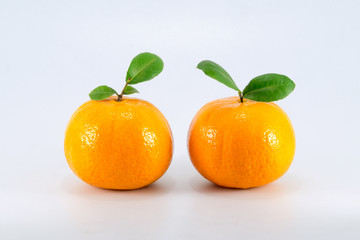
[64,53,296,190]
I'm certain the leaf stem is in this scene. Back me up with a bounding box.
[117,78,131,102]
[238,91,244,103]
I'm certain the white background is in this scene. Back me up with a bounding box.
[1,0,360,239]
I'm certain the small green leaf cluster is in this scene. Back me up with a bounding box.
[197,60,295,102]
[89,52,163,101]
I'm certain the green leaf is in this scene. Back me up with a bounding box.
[126,52,164,84]
[242,73,295,102]
[123,85,139,95]
[197,60,240,91]
[89,85,118,100]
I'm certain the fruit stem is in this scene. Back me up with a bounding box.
[117,78,131,102]
[238,91,244,103]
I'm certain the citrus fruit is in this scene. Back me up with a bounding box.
[192,60,296,188]
[188,96,295,189]
[65,96,173,190]
[64,52,172,190]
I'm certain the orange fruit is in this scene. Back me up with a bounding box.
[64,96,173,190]
[188,96,295,189]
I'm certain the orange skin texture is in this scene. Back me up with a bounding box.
[64,96,173,190]
[188,96,295,189]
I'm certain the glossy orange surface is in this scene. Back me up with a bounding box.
[64,96,173,190]
[188,96,295,189]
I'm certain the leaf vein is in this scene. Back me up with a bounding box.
[129,58,157,82]
[244,83,294,96]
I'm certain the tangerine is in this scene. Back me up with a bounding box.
[64,96,173,190]
[188,96,295,189]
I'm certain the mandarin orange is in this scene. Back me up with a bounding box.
[64,96,173,190]
[188,96,295,189]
